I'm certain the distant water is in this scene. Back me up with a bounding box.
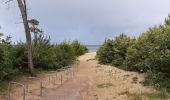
[86,45,101,52]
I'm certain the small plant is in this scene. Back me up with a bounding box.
[0,80,8,93]
[142,90,169,100]
[95,65,102,68]
[93,94,98,100]
[132,77,138,84]
[120,90,169,100]
[71,40,88,56]
[123,74,130,81]
[86,58,95,62]
[119,91,142,100]
[119,91,130,96]
[93,94,98,97]
[124,74,130,77]
[97,83,113,88]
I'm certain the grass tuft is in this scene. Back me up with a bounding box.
[97,83,113,88]
[0,80,9,93]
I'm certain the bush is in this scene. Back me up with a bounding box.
[32,34,77,70]
[12,43,27,71]
[0,33,85,81]
[32,34,54,70]
[124,25,170,73]
[97,15,170,92]
[97,34,133,67]
[71,40,88,56]
[52,42,76,69]
[97,39,114,64]
[0,36,18,81]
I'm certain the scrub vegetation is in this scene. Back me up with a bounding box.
[0,32,88,91]
[97,15,170,92]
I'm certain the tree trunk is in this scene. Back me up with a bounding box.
[17,0,36,76]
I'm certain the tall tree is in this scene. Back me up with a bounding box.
[17,0,36,76]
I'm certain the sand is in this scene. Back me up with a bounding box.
[79,52,157,100]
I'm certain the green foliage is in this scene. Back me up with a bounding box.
[12,43,27,71]
[97,15,170,92]
[143,90,169,100]
[32,34,78,70]
[71,40,88,56]
[1,18,87,80]
[0,32,86,82]
[51,42,76,70]
[120,91,169,100]
[0,80,9,93]
[0,35,18,80]
[32,34,54,70]
[28,19,43,34]
[97,39,115,64]
[97,34,133,67]
[0,20,88,92]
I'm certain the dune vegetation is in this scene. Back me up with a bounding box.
[0,32,88,92]
[97,15,170,92]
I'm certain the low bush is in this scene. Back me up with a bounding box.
[71,40,88,56]
[97,34,133,67]
[0,35,18,81]
[0,32,88,83]
[51,42,76,70]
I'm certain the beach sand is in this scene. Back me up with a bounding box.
[78,52,158,100]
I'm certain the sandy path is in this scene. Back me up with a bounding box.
[78,52,167,100]
[38,76,89,100]
[1,52,169,100]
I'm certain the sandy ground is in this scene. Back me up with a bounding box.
[79,53,157,100]
[1,52,169,100]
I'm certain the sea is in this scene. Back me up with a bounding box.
[86,45,101,52]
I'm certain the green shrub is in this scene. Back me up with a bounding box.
[97,39,115,64]
[51,42,76,70]
[71,40,88,56]
[0,36,18,80]
[32,34,54,70]
[0,33,81,81]
[97,15,170,92]
[97,34,133,67]
[12,43,27,71]
[32,34,77,70]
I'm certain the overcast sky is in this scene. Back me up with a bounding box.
[0,0,170,45]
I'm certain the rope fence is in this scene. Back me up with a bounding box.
[6,63,79,100]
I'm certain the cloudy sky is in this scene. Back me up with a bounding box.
[0,0,170,45]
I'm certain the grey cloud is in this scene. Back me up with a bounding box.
[1,0,170,44]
